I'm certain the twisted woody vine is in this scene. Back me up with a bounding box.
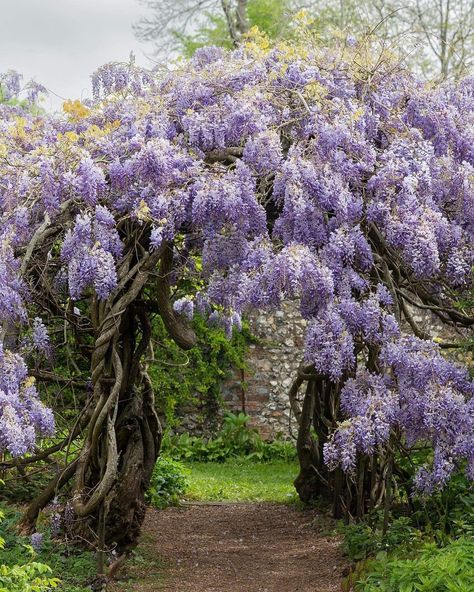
[1,24,474,576]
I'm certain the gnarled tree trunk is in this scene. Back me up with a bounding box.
[20,242,196,578]
[290,365,392,520]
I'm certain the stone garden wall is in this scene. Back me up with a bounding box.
[220,301,306,439]
[174,300,305,440]
[176,299,467,440]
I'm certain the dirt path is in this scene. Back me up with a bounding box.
[112,503,347,592]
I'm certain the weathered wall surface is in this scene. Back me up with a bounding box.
[221,301,305,439]
[176,300,468,440]
[174,300,306,440]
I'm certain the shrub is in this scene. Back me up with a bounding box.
[354,537,474,591]
[0,505,60,592]
[0,560,60,592]
[146,457,190,508]
[162,412,297,462]
[342,479,474,592]
[0,501,95,591]
[342,516,420,562]
[409,471,474,541]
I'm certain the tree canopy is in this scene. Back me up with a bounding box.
[2,25,474,557]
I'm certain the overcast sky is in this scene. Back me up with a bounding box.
[0,0,155,111]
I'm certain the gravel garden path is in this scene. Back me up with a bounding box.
[112,503,347,592]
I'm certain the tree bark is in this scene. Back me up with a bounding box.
[20,243,195,561]
[294,378,322,502]
[291,369,386,520]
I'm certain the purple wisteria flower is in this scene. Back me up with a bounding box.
[2,32,474,497]
[31,318,52,357]
[30,532,43,552]
[173,297,194,321]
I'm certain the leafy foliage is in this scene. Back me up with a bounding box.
[342,472,474,590]
[0,561,59,592]
[174,0,292,56]
[354,538,474,592]
[342,517,420,562]
[150,314,251,428]
[146,457,190,508]
[163,412,297,462]
[410,472,474,542]
[0,503,58,592]
[0,502,94,592]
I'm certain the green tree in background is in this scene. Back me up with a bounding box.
[135,0,474,78]
[135,0,297,56]
[175,0,291,57]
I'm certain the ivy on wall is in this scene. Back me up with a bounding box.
[149,314,252,429]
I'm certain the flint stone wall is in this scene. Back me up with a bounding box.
[175,300,305,440]
[220,301,306,439]
[175,300,467,440]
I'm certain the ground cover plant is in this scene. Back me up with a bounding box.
[4,14,474,587]
[146,456,190,508]
[182,459,299,502]
[0,501,94,592]
[347,536,474,592]
[340,468,474,589]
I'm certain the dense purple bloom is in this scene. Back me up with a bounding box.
[191,46,225,68]
[0,239,27,323]
[2,33,474,496]
[91,61,156,100]
[94,205,122,258]
[173,297,194,321]
[192,161,266,237]
[305,308,355,381]
[39,159,61,214]
[74,157,106,206]
[325,371,398,472]
[31,317,52,357]
[0,344,54,456]
[61,213,118,299]
[243,130,283,175]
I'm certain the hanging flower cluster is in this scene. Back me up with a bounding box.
[1,30,474,493]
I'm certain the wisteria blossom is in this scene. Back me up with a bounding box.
[1,30,474,505]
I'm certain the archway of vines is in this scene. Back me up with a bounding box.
[2,25,474,578]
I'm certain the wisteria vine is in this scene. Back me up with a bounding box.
[1,28,474,545]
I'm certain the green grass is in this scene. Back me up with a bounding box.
[184,460,300,503]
